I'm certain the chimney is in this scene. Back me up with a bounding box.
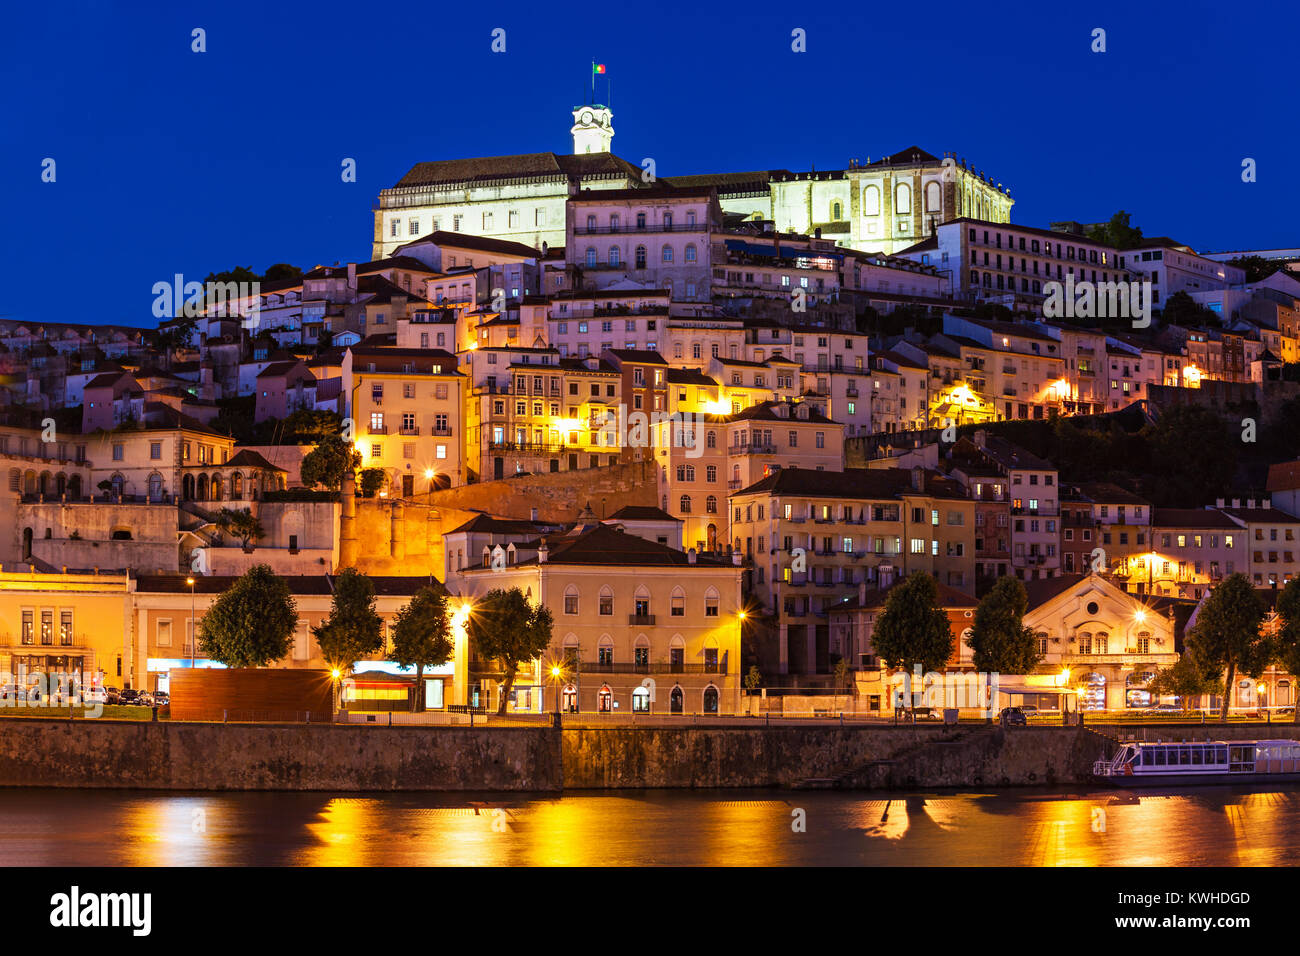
[688,548,697,565]
[1232,498,1242,509]
[1215,498,1225,508]
[538,540,549,563]
[973,429,987,448]
[1246,499,1255,509]
[347,263,357,292]
[530,507,538,521]
[1263,496,1272,509]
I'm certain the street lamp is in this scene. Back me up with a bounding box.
[186,576,196,668]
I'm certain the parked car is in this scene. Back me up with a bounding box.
[1000,707,1027,727]
[118,688,140,705]
[83,687,108,705]
[103,686,121,705]
[152,691,169,706]
[136,692,155,707]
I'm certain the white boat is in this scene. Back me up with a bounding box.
[1093,739,1300,786]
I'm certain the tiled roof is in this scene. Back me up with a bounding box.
[394,231,541,260]
[393,152,641,188]
[605,505,678,522]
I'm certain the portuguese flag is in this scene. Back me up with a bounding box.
[593,62,606,74]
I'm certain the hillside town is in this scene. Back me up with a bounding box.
[5,102,1300,721]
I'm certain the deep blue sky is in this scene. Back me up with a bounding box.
[2,0,1294,328]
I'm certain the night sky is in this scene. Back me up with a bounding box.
[3,0,1294,327]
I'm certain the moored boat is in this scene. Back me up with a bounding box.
[1093,739,1300,786]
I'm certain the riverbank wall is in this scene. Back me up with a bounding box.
[2,718,1299,791]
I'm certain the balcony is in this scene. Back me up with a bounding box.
[489,441,564,453]
[628,614,656,626]
[432,426,453,437]
[398,426,420,436]
[368,425,387,435]
[733,442,777,455]
[580,661,726,675]
[572,222,705,236]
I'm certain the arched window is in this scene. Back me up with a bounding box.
[635,245,646,269]
[196,474,209,500]
[705,495,717,513]
[610,213,620,232]
[925,181,942,212]
[706,430,716,448]
[39,472,51,496]
[704,586,720,617]
[895,183,911,215]
[608,246,620,267]
[684,243,697,263]
[863,185,880,216]
[210,474,223,502]
[563,584,579,615]
[68,474,81,498]
[55,473,66,496]
[680,494,692,513]
[597,634,614,666]
[232,472,243,499]
[831,201,842,220]
[585,247,597,268]
[631,686,650,713]
[662,245,674,263]
[703,684,719,714]
[634,633,650,669]
[596,684,613,714]
[670,586,685,617]
[147,472,163,502]
[598,585,614,616]
[111,473,125,497]
[670,685,684,714]
[636,212,646,230]
[182,474,194,501]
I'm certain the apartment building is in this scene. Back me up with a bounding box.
[730,466,974,675]
[342,346,465,494]
[1134,508,1242,599]
[961,432,1060,580]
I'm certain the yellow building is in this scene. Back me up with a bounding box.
[0,569,132,695]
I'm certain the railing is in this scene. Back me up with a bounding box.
[489,441,564,453]
[398,426,420,435]
[733,443,777,455]
[432,427,453,437]
[628,614,656,626]
[368,425,387,435]
[578,661,727,675]
[572,222,705,235]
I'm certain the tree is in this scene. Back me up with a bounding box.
[197,565,298,667]
[1271,577,1300,723]
[1185,573,1269,720]
[262,263,302,282]
[1160,290,1222,329]
[1226,255,1284,284]
[872,572,954,714]
[216,507,264,550]
[969,577,1041,674]
[300,434,361,491]
[1145,650,1223,710]
[389,585,454,712]
[312,568,384,673]
[358,467,386,498]
[465,587,554,715]
[1087,210,1144,251]
[204,266,260,286]
[743,665,763,695]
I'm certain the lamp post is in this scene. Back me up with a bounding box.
[186,575,196,668]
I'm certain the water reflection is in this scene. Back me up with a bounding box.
[0,786,1298,866]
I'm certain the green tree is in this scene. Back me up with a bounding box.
[358,467,386,498]
[389,585,454,712]
[1160,290,1222,329]
[216,506,264,549]
[300,434,361,491]
[312,568,384,673]
[1087,210,1144,251]
[204,265,260,286]
[872,572,954,713]
[743,665,763,694]
[1226,255,1284,283]
[1185,573,1269,720]
[263,263,303,282]
[969,577,1041,674]
[1145,650,1224,710]
[465,587,554,715]
[1272,577,1300,723]
[197,565,298,667]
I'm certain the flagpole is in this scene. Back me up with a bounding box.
[590,59,595,103]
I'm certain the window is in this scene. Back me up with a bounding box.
[599,588,613,616]
[662,245,673,263]
[563,586,579,615]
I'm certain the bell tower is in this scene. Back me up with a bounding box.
[571,105,614,155]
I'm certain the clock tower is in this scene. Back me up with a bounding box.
[571,105,614,155]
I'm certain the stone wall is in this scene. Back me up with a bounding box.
[421,459,657,522]
[0,719,560,791]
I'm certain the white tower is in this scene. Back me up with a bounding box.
[571,105,614,154]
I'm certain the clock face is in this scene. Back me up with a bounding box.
[580,110,593,125]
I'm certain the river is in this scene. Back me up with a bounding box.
[2,786,1298,866]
